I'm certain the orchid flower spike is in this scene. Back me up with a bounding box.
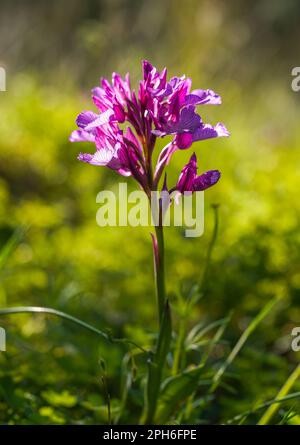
[70,60,229,194]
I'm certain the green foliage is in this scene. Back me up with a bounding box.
[155,365,204,424]
[1,1,300,423]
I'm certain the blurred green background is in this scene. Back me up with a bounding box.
[0,0,300,424]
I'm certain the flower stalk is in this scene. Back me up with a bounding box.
[142,193,169,424]
[142,299,172,425]
[154,218,166,325]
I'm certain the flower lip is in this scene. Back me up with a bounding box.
[193,170,221,191]
[185,89,222,106]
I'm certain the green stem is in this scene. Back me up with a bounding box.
[142,211,170,424]
[142,301,172,425]
[154,223,166,325]
[0,306,147,353]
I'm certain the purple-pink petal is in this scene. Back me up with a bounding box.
[70,60,229,187]
[175,133,193,149]
[192,122,229,142]
[176,153,197,192]
[185,89,222,106]
[193,170,221,191]
[113,103,126,123]
[166,106,202,134]
[78,153,93,163]
[123,127,143,155]
[143,60,154,81]
[69,130,95,143]
[76,111,99,128]
[78,147,115,166]
[84,109,114,131]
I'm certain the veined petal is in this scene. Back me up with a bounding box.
[192,122,229,142]
[92,90,111,112]
[85,109,115,131]
[76,111,98,128]
[77,153,93,162]
[78,147,115,166]
[112,72,131,101]
[185,89,222,106]
[167,106,202,134]
[193,170,221,191]
[214,122,230,137]
[107,153,131,177]
[69,130,95,143]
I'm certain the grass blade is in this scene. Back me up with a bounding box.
[0,306,146,352]
[225,391,300,425]
[210,295,281,392]
[258,364,300,425]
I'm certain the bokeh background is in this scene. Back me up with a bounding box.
[0,0,300,424]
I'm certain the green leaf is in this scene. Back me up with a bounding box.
[155,365,204,423]
[143,300,172,424]
[211,295,282,392]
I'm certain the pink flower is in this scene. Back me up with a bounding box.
[70,60,229,194]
